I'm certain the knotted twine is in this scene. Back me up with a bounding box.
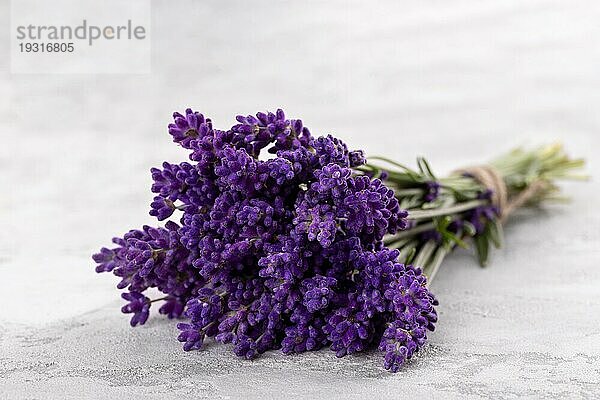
[453,165,547,223]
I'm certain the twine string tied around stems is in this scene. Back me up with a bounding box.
[454,165,546,222]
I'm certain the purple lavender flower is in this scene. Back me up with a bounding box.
[378,320,426,372]
[385,274,432,321]
[177,322,206,351]
[282,319,327,354]
[149,196,176,221]
[92,247,118,273]
[466,190,500,234]
[150,161,202,206]
[121,292,150,327]
[343,177,407,241]
[313,135,351,167]
[94,222,203,321]
[95,108,428,373]
[159,298,185,319]
[423,181,440,203]
[301,275,337,313]
[420,229,442,243]
[324,298,373,357]
[293,203,338,248]
[349,150,366,168]
[168,109,212,149]
[232,109,311,157]
[214,147,259,194]
[151,162,185,199]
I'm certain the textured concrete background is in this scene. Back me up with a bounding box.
[2,0,600,398]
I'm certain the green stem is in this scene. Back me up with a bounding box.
[424,245,449,286]
[386,237,413,249]
[397,239,419,263]
[413,240,437,269]
[407,200,486,220]
[385,222,436,242]
[149,296,169,304]
[367,156,415,172]
[393,188,424,196]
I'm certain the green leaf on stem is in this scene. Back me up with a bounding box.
[488,219,504,249]
[417,157,437,179]
[404,247,417,265]
[474,234,490,267]
[462,220,477,237]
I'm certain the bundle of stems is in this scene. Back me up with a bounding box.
[358,143,587,284]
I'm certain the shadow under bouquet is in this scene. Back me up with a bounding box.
[93,109,585,372]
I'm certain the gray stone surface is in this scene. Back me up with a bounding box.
[2,0,600,398]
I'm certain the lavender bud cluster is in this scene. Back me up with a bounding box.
[93,109,438,371]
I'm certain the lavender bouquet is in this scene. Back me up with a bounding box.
[93,109,585,372]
